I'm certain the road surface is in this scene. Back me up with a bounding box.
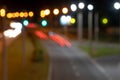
[41,40,111,80]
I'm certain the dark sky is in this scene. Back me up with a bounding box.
[0,0,113,12]
[0,0,118,26]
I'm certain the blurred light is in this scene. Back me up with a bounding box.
[102,18,108,24]
[70,18,76,24]
[60,15,67,26]
[10,22,22,29]
[35,30,48,40]
[40,10,45,18]
[27,23,37,28]
[7,13,13,18]
[23,20,29,26]
[60,15,71,26]
[24,12,28,18]
[87,4,94,11]
[0,8,6,17]
[62,7,68,14]
[12,13,16,18]
[114,2,120,10]
[29,11,34,17]
[41,20,48,27]
[70,4,77,12]
[20,12,24,17]
[45,9,50,16]
[66,15,71,24]
[78,2,85,9]
[4,22,22,38]
[53,8,59,15]
[14,12,19,18]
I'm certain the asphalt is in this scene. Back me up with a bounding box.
[1,32,120,80]
[71,40,120,80]
[41,40,113,80]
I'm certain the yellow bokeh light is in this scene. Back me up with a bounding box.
[24,12,28,18]
[62,7,68,14]
[20,12,24,17]
[14,12,19,18]
[0,9,6,17]
[70,18,76,24]
[40,10,45,18]
[44,9,50,16]
[102,18,108,24]
[53,8,59,15]
[29,11,34,17]
[12,13,16,18]
[7,13,13,18]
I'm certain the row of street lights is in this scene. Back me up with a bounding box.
[39,2,94,17]
[0,1,119,80]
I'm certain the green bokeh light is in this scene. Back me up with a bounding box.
[102,18,108,24]
[41,20,48,27]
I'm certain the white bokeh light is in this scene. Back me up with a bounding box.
[4,22,22,38]
[78,2,85,9]
[114,2,120,10]
[87,4,94,11]
[70,4,77,12]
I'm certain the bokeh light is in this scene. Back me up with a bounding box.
[62,7,68,14]
[53,8,59,15]
[78,2,85,9]
[70,4,77,12]
[102,18,108,24]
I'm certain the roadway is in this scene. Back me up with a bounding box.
[41,40,110,80]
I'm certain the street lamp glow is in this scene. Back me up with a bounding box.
[40,10,45,18]
[29,11,34,17]
[78,2,85,9]
[114,2,120,10]
[14,12,19,17]
[24,12,28,18]
[70,4,77,12]
[70,18,76,24]
[60,15,67,26]
[53,8,59,15]
[0,8,6,17]
[66,15,71,24]
[20,12,24,17]
[7,13,12,18]
[87,4,94,11]
[62,7,68,14]
[45,9,50,16]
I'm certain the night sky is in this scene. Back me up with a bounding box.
[0,0,118,26]
[0,0,113,12]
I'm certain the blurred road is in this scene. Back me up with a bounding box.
[42,40,111,80]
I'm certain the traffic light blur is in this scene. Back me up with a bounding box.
[23,19,29,26]
[40,19,48,27]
